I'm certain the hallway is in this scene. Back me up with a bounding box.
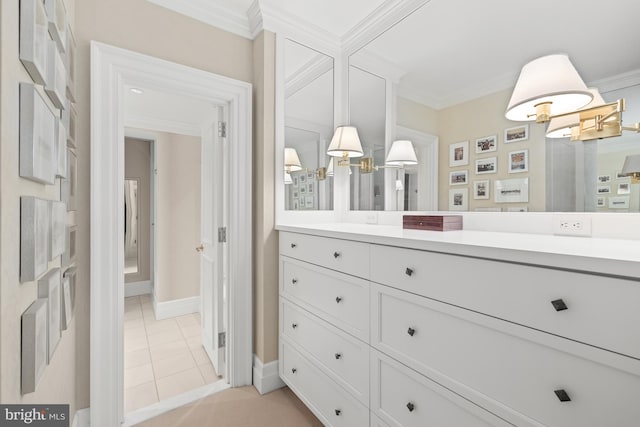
[124,295,221,412]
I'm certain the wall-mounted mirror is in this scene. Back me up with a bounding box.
[348,0,640,212]
[124,178,139,275]
[284,39,334,210]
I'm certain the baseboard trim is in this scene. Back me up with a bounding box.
[72,408,90,427]
[124,280,152,297]
[154,296,200,320]
[253,354,285,395]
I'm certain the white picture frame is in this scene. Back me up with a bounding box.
[475,156,497,175]
[65,24,77,102]
[45,39,67,109]
[20,83,57,184]
[44,0,67,52]
[475,135,497,153]
[38,268,62,362]
[597,174,612,184]
[55,118,67,178]
[504,124,529,143]
[597,185,611,194]
[449,140,469,167]
[49,200,66,260]
[21,298,48,394]
[61,225,77,268]
[596,196,606,207]
[61,149,77,211]
[508,149,529,173]
[20,0,49,85]
[494,178,529,203]
[449,188,468,211]
[473,180,490,200]
[608,196,630,209]
[63,266,77,313]
[617,182,631,195]
[449,170,468,185]
[68,104,77,148]
[305,195,314,208]
[61,274,72,330]
[21,197,50,282]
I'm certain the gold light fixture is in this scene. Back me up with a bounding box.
[284,147,327,180]
[622,154,640,184]
[506,54,640,141]
[337,139,418,174]
[327,126,364,166]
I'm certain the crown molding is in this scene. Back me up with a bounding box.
[247,0,264,39]
[349,49,406,83]
[147,0,253,39]
[589,69,640,94]
[285,54,334,98]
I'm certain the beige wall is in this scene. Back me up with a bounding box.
[252,31,279,364]
[0,0,80,413]
[437,89,546,211]
[156,132,202,302]
[397,96,439,136]
[124,137,152,284]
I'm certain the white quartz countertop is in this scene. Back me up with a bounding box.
[276,223,640,280]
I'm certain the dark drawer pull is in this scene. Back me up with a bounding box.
[405,267,414,277]
[291,278,298,284]
[336,296,343,303]
[406,402,415,412]
[407,327,416,337]
[334,251,341,259]
[291,368,297,374]
[334,409,341,416]
[551,299,568,311]
[335,353,342,360]
[292,323,298,329]
[291,243,297,248]
[554,389,571,402]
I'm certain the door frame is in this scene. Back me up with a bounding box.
[90,42,253,426]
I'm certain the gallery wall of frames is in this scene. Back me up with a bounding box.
[18,0,78,394]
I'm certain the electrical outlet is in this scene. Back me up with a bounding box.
[552,215,592,237]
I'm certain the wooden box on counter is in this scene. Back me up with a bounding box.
[403,215,463,231]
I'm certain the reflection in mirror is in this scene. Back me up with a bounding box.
[347,0,640,213]
[284,39,334,210]
[349,66,386,210]
[124,179,139,274]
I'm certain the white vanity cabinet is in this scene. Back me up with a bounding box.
[278,229,640,427]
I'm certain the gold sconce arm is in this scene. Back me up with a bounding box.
[337,157,400,174]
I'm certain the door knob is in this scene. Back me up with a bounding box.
[195,244,204,252]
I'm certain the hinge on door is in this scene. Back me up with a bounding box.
[218,332,226,348]
[218,121,227,138]
[218,227,227,243]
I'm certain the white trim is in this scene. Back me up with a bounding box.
[589,69,640,94]
[252,355,285,395]
[91,41,253,427]
[124,114,201,137]
[154,296,200,320]
[124,280,152,297]
[71,408,90,427]
[122,381,230,427]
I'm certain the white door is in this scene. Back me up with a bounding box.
[199,106,228,380]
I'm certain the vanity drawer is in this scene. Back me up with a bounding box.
[370,244,640,359]
[371,349,512,427]
[280,231,370,279]
[281,258,369,341]
[281,299,369,404]
[281,340,369,427]
[371,283,640,427]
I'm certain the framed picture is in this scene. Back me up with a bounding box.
[49,201,66,261]
[45,39,67,109]
[21,197,50,282]
[20,0,49,85]
[61,274,72,330]
[44,0,67,52]
[293,199,299,210]
[65,25,77,102]
[63,266,77,311]
[475,135,497,153]
[609,196,630,209]
[494,178,529,203]
[299,174,307,183]
[20,83,57,184]
[597,174,612,184]
[473,180,490,200]
[507,206,528,212]
[61,225,77,268]
[617,182,631,194]
[616,172,629,180]
[508,149,529,173]
[61,149,77,211]
[475,207,501,212]
[449,170,468,185]
[307,171,314,180]
[55,118,67,178]
[504,124,529,143]
[292,190,299,199]
[449,141,469,167]
[305,196,314,207]
[596,197,606,207]
[307,183,314,193]
[475,157,497,174]
[597,185,611,194]
[300,186,306,194]
[292,175,299,188]
[449,188,468,211]
[299,197,306,208]
[21,299,48,394]
[38,268,62,361]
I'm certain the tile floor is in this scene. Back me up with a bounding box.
[125,295,221,413]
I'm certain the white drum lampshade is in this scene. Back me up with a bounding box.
[386,140,418,166]
[327,126,364,158]
[284,147,302,172]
